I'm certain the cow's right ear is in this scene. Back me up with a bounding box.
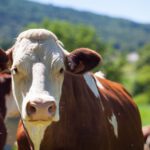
[0,48,13,72]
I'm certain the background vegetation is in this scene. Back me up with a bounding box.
[0,0,150,149]
[0,0,150,51]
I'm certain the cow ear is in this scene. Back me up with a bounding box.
[66,48,102,74]
[0,48,13,72]
[0,48,8,62]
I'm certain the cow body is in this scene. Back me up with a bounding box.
[0,74,11,149]
[0,29,143,150]
[17,72,143,150]
[0,73,19,149]
[0,115,6,150]
[0,73,12,149]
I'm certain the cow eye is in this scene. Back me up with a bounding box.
[59,68,64,74]
[11,67,18,75]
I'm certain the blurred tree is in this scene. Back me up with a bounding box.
[27,18,105,52]
[136,44,150,67]
[101,45,126,82]
[133,44,150,104]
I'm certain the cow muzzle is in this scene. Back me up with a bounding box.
[26,100,56,121]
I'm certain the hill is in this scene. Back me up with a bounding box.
[0,0,150,50]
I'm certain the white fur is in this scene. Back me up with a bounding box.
[94,77,104,90]
[17,29,58,42]
[83,73,100,98]
[108,113,118,137]
[83,73,104,111]
[94,71,105,79]
[24,121,50,150]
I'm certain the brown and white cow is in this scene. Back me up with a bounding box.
[0,72,19,149]
[0,55,15,150]
[143,126,150,150]
[0,29,143,150]
[0,73,10,149]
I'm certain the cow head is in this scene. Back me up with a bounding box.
[0,29,101,148]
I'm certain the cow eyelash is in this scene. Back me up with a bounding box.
[11,67,18,75]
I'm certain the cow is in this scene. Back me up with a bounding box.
[0,55,12,149]
[0,115,6,150]
[143,126,150,150]
[0,73,11,149]
[0,29,143,150]
[0,72,19,149]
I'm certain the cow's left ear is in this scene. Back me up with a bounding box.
[0,48,13,72]
[66,48,102,74]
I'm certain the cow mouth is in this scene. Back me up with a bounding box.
[23,119,53,123]
[22,118,53,125]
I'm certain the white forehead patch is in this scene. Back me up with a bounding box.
[13,29,65,65]
[16,29,64,51]
[17,29,58,42]
[108,113,118,138]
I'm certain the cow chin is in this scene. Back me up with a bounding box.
[23,113,59,150]
[22,112,60,150]
[23,120,51,150]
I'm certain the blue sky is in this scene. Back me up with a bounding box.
[30,0,150,24]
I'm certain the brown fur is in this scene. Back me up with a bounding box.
[0,48,9,71]
[0,73,11,149]
[17,72,143,150]
[66,48,102,74]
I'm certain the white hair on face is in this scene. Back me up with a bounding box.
[17,29,65,49]
[17,29,58,41]
[24,121,50,150]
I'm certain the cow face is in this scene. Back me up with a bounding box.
[0,29,101,149]
[0,29,101,124]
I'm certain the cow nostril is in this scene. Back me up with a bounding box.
[27,103,36,116]
[48,102,56,114]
